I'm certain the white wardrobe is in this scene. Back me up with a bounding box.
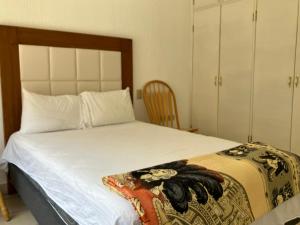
[192,0,300,154]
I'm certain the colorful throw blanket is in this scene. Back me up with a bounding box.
[102,143,300,225]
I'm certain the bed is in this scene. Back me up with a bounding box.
[0,25,300,225]
[3,122,300,225]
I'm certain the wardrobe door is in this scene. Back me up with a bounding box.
[218,0,255,143]
[292,70,300,155]
[252,0,298,150]
[192,5,220,136]
[291,2,300,155]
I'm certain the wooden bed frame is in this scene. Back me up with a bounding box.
[0,25,133,224]
[0,25,133,144]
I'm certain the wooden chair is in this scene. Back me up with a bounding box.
[143,80,198,132]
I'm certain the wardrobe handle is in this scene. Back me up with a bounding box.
[214,76,218,86]
[295,76,300,87]
[289,76,293,88]
[219,76,223,86]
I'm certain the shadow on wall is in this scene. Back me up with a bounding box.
[0,78,4,153]
[0,78,6,190]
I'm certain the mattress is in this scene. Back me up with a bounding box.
[2,121,300,225]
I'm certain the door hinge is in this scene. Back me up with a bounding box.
[248,135,253,143]
[252,10,258,22]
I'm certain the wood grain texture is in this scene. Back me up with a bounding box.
[146,80,178,127]
[0,25,133,144]
[143,80,198,132]
[0,191,9,221]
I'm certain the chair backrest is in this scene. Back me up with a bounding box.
[143,80,180,129]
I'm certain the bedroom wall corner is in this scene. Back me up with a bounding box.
[0,78,6,188]
[0,0,193,139]
[0,79,4,152]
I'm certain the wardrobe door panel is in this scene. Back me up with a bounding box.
[218,0,255,143]
[192,6,220,136]
[291,1,300,155]
[252,0,298,150]
[292,78,300,155]
[195,0,219,8]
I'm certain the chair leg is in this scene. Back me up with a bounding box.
[0,192,10,221]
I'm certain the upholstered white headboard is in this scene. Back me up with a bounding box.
[0,25,133,143]
[19,45,122,95]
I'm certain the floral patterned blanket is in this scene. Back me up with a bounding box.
[102,143,300,225]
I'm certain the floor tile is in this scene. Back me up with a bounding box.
[0,195,36,225]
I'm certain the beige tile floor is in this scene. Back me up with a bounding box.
[0,195,37,225]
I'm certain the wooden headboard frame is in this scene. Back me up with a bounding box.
[0,25,133,144]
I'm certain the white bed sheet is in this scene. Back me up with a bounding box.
[2,121,300,225]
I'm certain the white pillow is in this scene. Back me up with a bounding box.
[20,89,83,133]
[81,88,135,127]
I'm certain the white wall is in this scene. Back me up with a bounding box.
[0,0,193,132]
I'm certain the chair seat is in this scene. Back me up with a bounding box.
[181,128,199,133]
